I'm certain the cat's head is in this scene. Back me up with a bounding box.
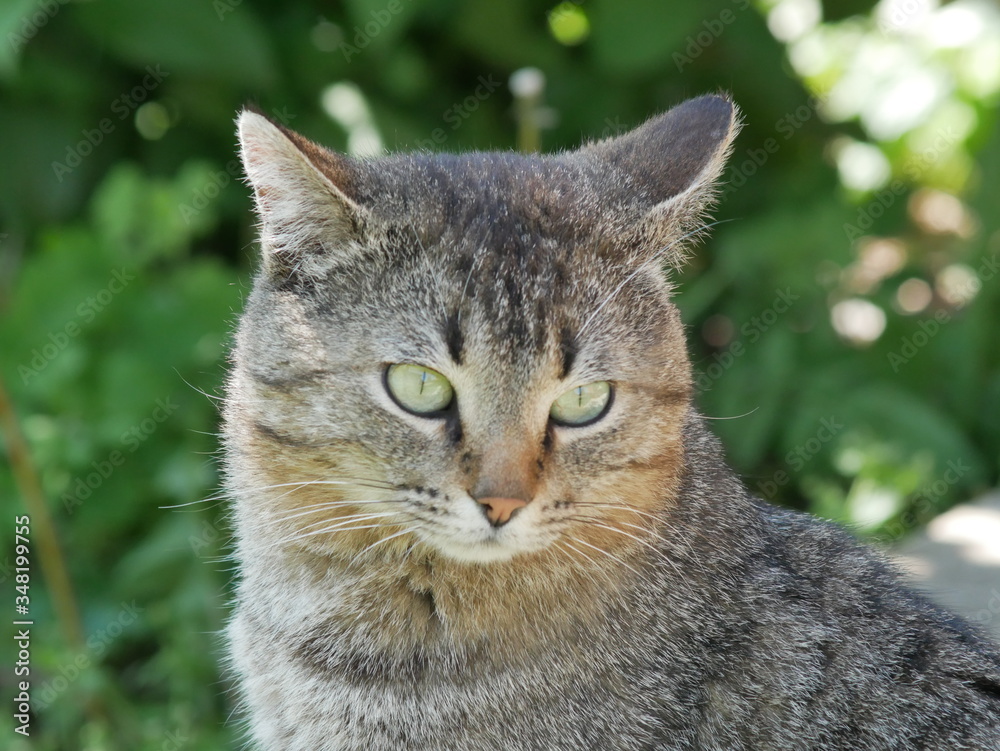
[225,96,738,566]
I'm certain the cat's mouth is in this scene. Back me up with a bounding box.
[415,498,552,564]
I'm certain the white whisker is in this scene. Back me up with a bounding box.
[578,519,685,577]
[408,219,450,325]
[456,244,484,327]
[275,513,404,548]
[293,511,397,533]
[558,540,619,590]
[579,220,730,336]
[573,501,662,523]
[349,527,415,567]
[164,477,398,511]
[701,407,759,421]
[573,499,697,561]
[268,499,403,525]
[570,538,643,578]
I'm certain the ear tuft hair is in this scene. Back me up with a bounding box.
[236,110,368,282]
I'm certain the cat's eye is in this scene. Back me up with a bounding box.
[550,381,612,426]
[385,363,454,415]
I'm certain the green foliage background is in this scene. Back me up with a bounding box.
[1,0,997,748]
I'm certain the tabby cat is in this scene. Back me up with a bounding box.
[224,94,1000,749]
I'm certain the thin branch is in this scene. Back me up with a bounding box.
[0,374,85,653]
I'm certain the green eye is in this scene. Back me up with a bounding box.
[385,363,454,415]
[550,381,612,426]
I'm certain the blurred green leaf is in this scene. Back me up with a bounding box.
[589,0,704,75]
[75,0,277,88]
[0,0,37,76]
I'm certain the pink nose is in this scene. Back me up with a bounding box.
[476,496,528,526]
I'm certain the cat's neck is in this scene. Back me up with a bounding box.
[240,539,646,660]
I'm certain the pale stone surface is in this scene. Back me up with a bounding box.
[892,491,1000,643]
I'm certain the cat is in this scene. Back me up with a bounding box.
[223,94,1000,750]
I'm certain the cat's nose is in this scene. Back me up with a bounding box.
[476,496,528,526]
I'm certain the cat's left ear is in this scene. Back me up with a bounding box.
[237,109,369,282]
[581,94,740,266]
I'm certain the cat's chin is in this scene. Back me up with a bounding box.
[425,536,546,565]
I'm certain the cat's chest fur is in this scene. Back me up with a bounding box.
[229,549,669,750]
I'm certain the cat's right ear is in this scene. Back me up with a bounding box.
[237,109,368,281]
[582,95,740,267]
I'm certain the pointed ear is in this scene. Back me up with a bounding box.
[582,94,740,265]
[237,110,368,281]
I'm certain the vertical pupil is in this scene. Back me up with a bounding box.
[419,370,428,395]
[576,386,584,407]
